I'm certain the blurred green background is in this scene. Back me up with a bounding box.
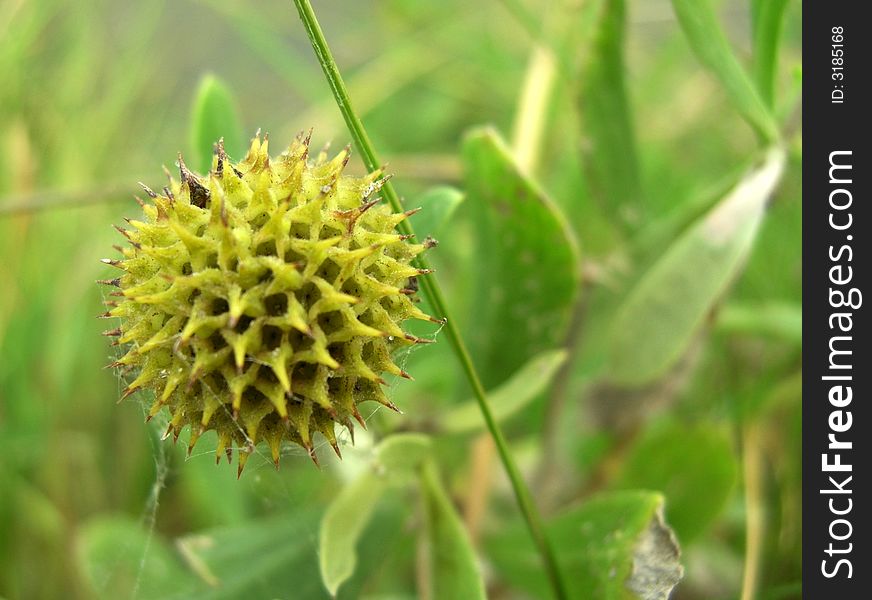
[0,0,800,599]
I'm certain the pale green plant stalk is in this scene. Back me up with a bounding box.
[291,1,568,598]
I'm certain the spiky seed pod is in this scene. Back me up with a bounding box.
[101,132,437,474]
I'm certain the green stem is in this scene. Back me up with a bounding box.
[291,2,568,598]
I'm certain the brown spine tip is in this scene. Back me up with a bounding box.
[403,207,422,217]
[404,334,434,345]
[424,236,439,249]
[352,407,367,429]
[416,268,435,275]
[100,258,124,269]
[120,385,138,401]
[307,446,321,469]
[382,399,403,414]
[226,447,233,464]
[362,174,393,201]
[138,182,158,198]
[399,370,414,381]
[133,195,146,208]
[216,137,227,176]
[101,327,122,337]
[112,224,133,239]
[359,197,381,214]
[179,153,210,208]
[97,311,114,320]
[330,441,342,459]
[429,315,448,325]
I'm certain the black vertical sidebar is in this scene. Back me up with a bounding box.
[803,1,870,596]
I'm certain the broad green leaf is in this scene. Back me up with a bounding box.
[578,0,643,227]
[319,434,431,596]
[671,0,779,142]
[750,0,789,108]
[462,127,581,387]
[613,420,737,543]
[190,74,244,174]
[632,158,754,264]
[320,472,388,596]
[172,512,326,599]
[606,147,785,385]
[716,300,801,344]
[409,186,464,240]
[441,349,567,434]
[487,491,682,599]
[420,462,486,600]
[76,516,198,600]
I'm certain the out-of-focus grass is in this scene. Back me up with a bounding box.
[0,0,801,598]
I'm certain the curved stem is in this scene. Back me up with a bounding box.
[290,1,568,598]
[740,423,765,600]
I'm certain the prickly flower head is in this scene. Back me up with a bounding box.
[101,133,437,474]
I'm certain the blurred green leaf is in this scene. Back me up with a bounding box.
[76,516,197,600]
[409,186,464,240]
[193,0,323,103]
[745,370,801,420]
[613,419,737,543]
[632,159,753,264]
[671,0,779,142]
[606,147,785,386]
[716,300,801,344]
[190,74,245,173]
[173,512,326,599]
[462,127,581,387]
[320,472,387,597]
[178,437,249,528]
[750,0,789,108]
[375,433,433,481]
[441,349,567,434]
[578,0,643,227]
[320,433,431,595]
[487,491,682,599]
[420,461,486,600]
